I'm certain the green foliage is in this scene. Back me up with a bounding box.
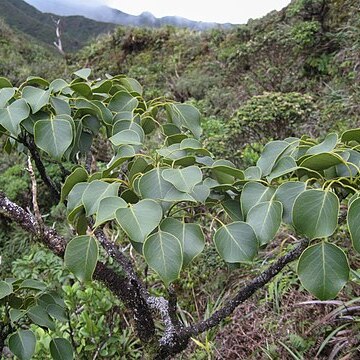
[223,92,318,164]
[1,70,360,358]
[8,246,142,358]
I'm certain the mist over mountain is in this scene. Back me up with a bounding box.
[24,0,230,30]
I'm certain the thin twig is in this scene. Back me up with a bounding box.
[26,157,44,235]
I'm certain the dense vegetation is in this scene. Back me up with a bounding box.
[0,0,359,358]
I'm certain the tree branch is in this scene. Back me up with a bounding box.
[0,193,155,343]
[156,238,309,358]
[22,135,61,202]
[182,238,309,337]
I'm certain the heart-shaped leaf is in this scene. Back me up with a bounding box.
[9,330,36,360]
[34,117,73,160]
[94,196,127,227]
[162,166,202,193]
[0,99,30,136]
[246,201,283,245]
[241,182,275,217]
[64,236,98,282]
[82,180,120,216]
[143,231,183,286]
[108,91,138,112]
[166,103,202,139]
[22,86,50,113]
[0,87,15,107]
[160,218,204,267]
[297,242,349,300]
[0,280,13,299]
[50,338,74,360]
[257,140,290,176]
[116,199,163,243]
[27,305,56,330]
[293,189,339,240]
[214,221,258,263]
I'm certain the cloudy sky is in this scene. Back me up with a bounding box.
[95,0,291,24]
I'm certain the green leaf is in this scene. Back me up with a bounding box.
[299,152,343,172]
[166,103,202,139]
[24,76,49,87]
[138,167,173,203]
[0,77,12,88]
[241,182,275,217]
[0,87,15,108]
[189,183,210,203]
[297,242,349,300]
[222,198,243,221]
[51,97,71,116]
[257,140,290,176]
[9,330,36,360]
[267,156,298,182]
[274,181,306,224]
[50,338,74,360]
[336,150,360,177]
[70,83,92,98]
[94,196,127,227]
[64,236,98,282]
[143,231,183,286]
[61,167,88,202]
[34,117,73,160]
[0,280,13,299]
[47,304,68,322]
[128,157,151,184]
[160,218,204,267]
[74,68,91,80]
[105,145,137,173]
[67,182,88,217]
[49,79,69,93]
[306,133,338,155]
[19,279,46,291]
[116,200,163,243]
[246,201,283,245]
[22,86,50,113]
[108,91,138,112]
[341,128,360,144]
[244,166,262,180]
[214,222,258,263]
[82,180,120,216]
[162,166,202,193]
[27,305,56,330]
[348,198,360,253]
[293,189,339,240]
[157,144,187,160]
[211,160,244,182]
[10,309,25,323]
[0,99,30,136]
[109,129,142,146]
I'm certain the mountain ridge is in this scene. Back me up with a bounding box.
[0,0,115,52]
[23,0,231,30]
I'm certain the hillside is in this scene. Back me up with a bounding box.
[0,19,65,85]
[0,0,115,52]
[72,0,359,163]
